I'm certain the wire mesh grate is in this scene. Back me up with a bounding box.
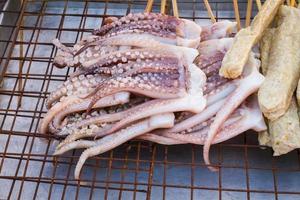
[0,0,300,199]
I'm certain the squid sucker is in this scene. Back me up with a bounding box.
[41,12,266,179]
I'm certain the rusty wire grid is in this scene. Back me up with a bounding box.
[1,0,300,199]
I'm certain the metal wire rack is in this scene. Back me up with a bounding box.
[1,0,300,199]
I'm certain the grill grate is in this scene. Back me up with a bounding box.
[1,0,300,199]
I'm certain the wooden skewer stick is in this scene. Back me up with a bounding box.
[233,0,241,30]
[161,0,167,14]
[245,0,253,27]
[255,0,262,10]
[286,0,290,5]
[172,0,179,17]
[203,0,216,23]
[17,0,24,108]
[291,0,296,6]
[145,0,154,12]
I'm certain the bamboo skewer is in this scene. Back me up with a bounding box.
[203,0,216,23]
[145,0,154,12]
[172,0,179,18]
[290,0,296,6]
[144,0,269,38]
[256,0,262,10]
[17,0,24,108]
[233,0,241,30]
[161,0,167,14]
[245,0,253,27]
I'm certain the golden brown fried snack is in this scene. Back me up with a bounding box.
[259,98,300,156]
[257,29,274,148]
[258,6,300,120]
[259,28,275,75]
[219,0,284,79]
[258,31,300,155]
[258,7,300,155]
[268,99,300,156]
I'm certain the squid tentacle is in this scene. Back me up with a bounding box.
[73,113,175,179]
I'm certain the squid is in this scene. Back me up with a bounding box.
[40,12,266,179]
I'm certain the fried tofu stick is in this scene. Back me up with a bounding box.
[258,9,300,154]
[258,6,300,120]
[259,28,275,75]
[258,27,300,156]
[219,0,284,79]
[260,98,300,155]
[258,29,274,147]
[268,99,300,155]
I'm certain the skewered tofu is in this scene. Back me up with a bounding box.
[258,7,300,156]
[219,0,284,79]
[258,5,300,120]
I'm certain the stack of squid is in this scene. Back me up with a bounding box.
[40,11,270,179]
